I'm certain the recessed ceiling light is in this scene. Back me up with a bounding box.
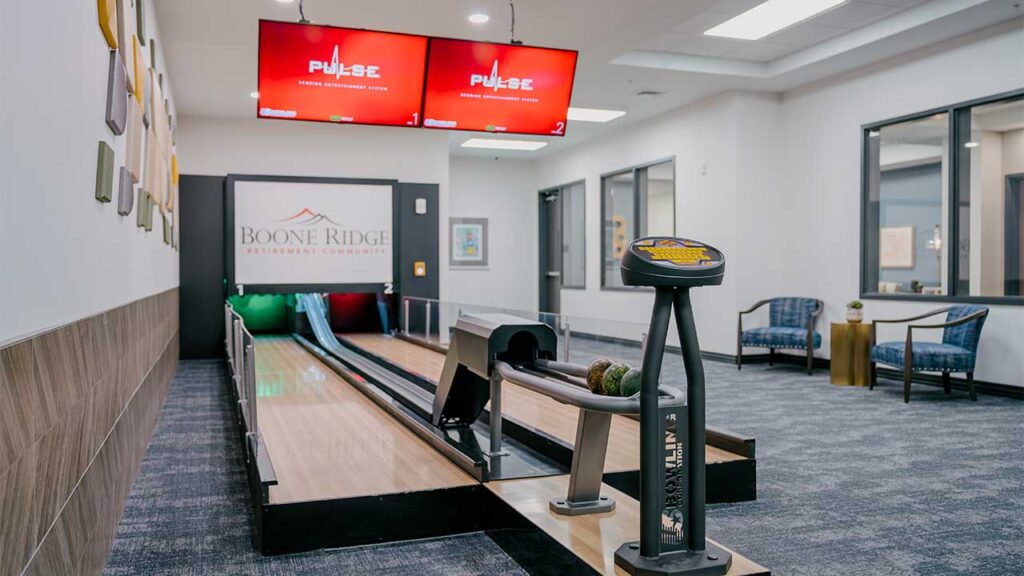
[704,0,848,41]
[462,138,547,151]
[567,107,627,123]
[250,91,259,99]
[468,13,490,24]
[276,0,295,4]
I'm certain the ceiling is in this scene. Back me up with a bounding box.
[154,0,1023,159]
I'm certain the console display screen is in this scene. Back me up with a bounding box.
[421,38,578,136]
[257,20,428,127]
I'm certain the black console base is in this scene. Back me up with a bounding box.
[614,540,733,576]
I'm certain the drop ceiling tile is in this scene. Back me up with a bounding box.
[852,0,929,8]
[762,23,850,46]
[705,0,765,15]
[669,12,738,36]
[664,34,750,58]
[725,41,803,62]
[810,1,904,29]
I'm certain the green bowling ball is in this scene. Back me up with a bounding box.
[620,368,642,397]
[602,363,630,396]
[586,359,613,393]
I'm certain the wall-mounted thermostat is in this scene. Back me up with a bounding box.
[415,198,427,215]
[413,261,427,277]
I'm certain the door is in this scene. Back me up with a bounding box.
[538,190,562,314]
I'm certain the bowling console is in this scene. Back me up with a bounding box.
[434,236,735,575]
[228,236,768,575]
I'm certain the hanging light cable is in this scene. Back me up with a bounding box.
[509,0,522,45]
[298,0,310,23]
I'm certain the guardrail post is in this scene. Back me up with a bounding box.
[563,318,571,362]
[403,298,410,336]
[425,301,432,342]
[246,341,257,442]
[487,372,508,458]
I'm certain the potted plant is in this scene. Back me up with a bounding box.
[846,300,864,323]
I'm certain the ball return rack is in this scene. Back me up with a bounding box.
[433,236,734,576]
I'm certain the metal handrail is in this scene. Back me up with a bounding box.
[224,302,260,456]
[400,295,576,361]
[495,361,684,414]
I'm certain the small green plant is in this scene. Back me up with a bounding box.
[847,300,863,309]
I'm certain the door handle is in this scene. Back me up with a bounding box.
[546,271,561,277]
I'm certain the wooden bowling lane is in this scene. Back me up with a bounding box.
[487,475,769,576]
[340,334,743,473]
[254,336,476,504]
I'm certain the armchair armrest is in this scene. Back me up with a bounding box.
[807,300,823,350]
[737,299,771,358]
[907,309,989,331]
[739,299,771,316]
[874,307,951,325]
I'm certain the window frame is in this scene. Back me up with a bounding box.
[600,157,677,291]
[539,179,588,290]
[860,88,1024,306]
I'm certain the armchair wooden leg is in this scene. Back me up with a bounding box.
[967,372,977,401]
[869,362,876,390]
[769,348,774,366]
[737,347,742,371]
[942,372,951,395]
[903,364,912,403]
[806,347,813,375]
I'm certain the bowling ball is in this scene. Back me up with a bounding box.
[620,368,642,397]
[602,363,630,396]
[587,359,613,394]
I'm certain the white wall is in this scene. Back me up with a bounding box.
[0,0,179,345]
[530,24,1023,385]
[779,23,1024,386]
[448,157,538,311]
[175,116,452,299]
[537,95,743,353]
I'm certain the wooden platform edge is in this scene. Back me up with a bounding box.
[486,475,770,576]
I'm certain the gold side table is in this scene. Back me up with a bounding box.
[830,322,873,387]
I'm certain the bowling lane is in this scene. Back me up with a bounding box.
[340,333,743,472]
[254,336,476,504]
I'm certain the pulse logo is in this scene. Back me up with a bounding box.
[470,60,533,92]
[308,45,381,79]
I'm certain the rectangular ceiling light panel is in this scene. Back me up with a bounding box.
[704,0,848,41]
[461,138,548,151]
[567,107,627,122]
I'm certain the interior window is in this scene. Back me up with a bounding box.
[561,181,586,288]
[602,160,675,288]
[864,113,949,295]
[955,96,1024,297]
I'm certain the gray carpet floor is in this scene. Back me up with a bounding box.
[569,340,1024,576]
[106,345,1024,576]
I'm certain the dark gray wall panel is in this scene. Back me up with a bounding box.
[179,175,225,358]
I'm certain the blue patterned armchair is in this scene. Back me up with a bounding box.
[870,305,989,403]
[737,297,823,375]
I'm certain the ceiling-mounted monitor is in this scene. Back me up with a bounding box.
[257,20,428,127]
[421,38,578,137]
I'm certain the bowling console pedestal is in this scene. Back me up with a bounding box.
[434,236,742,576]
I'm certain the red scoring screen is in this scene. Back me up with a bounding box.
[257,20,428,127]
[422,39,578,136]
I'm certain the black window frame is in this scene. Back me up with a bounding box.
[600,157,677,291]
[539,179,588,290]
[860,88,1024,306]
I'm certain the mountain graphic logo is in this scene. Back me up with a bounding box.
[278,208,345,227]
